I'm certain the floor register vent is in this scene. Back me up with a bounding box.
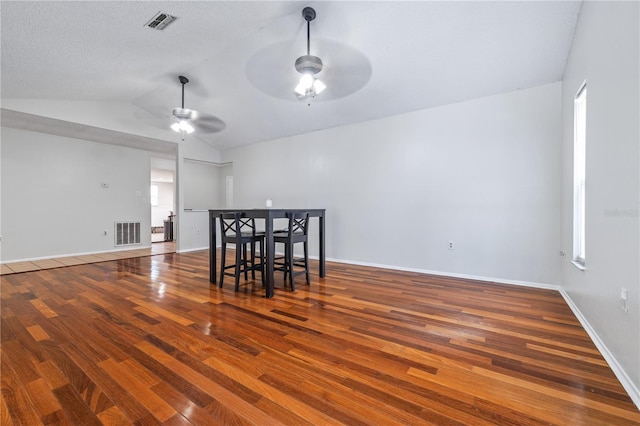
[115,222,141,246]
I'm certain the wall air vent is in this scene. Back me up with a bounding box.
[145,12,177,30]
[115,222,141,246]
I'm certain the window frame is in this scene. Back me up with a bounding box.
[572,81,587,268]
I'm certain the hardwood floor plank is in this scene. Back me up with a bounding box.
[472,365,640,423]
[0,393,15,426]
[96,405,133,425]
[149,381,223,426]
[1,350,42,425]
[33,360,70,391]
[203,354,346,425]
[98,358,176,423]
[24,378,62,419]
[51,384,102,426]
[2,249,639,425]
[56,339,157,424]
[25,324,50,342]
[283,344,504,424]
[135,341,285,425]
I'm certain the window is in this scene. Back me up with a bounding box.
[573,83,587,266]
[150,184,159,207]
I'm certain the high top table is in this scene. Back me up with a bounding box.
[209,208,326,298]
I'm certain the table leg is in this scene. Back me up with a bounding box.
[264,215,276,297]
[265,216,275,298]
[209,213,217,283]
[319,213,325,277]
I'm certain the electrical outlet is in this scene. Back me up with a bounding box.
[448,241,455,250]
[620,288,629,313]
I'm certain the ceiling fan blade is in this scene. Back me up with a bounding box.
[190,114,226,133]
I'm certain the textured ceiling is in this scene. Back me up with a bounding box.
[1,1,582,152]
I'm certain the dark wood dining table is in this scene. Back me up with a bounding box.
[208,208,326,298]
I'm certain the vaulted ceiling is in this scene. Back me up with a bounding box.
[1,1,582,154]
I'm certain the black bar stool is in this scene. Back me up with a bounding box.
[219,212,265,291]
[274,211,310,291]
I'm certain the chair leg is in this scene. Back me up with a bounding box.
[219,242,226,288]
[250,241,256,279]
[259,239,265,287]
[282,243,288,283]
[235,245,242,291]
[304,241,310,285]
[288,242,295,291]
[242,243,249,281]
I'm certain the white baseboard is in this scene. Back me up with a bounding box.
[1,245,153,264]
[559,289,640,409]
[176,246,209,254]
[324,256,560,290]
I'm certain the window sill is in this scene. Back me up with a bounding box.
[571,260,586,271]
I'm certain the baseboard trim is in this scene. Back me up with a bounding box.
[559,288,640,409]
[176,246,209,254]
[1,245,153,264]
[324,256,560,290]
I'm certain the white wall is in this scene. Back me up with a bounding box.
[1,126,151,261]
[223,83,563,286]
[174,136,226,252]
[560,1,639,403]
[179,210,210,251]
[177,160,222,251]
[183,160,222,210]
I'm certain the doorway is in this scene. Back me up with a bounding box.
[151,168,175,243]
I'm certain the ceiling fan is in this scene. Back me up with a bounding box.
[294,7,326,102]
[170,75,225,137]
[244,7,372,103]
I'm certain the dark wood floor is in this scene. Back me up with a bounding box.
[2,250,639,425]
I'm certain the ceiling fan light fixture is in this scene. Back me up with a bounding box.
[294,7,326,101]
[295,74,314,95]
[171,120,194,134]
[171,107,197,121]
[167,75,225,137]
[295,54,323,75]
[313,78,326,94]
[295,74,325,98]
[171,76,197,137]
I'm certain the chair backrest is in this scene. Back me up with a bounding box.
[219,212,257,238]
[286,211,309,236]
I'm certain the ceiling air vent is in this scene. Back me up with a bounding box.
[145,12,177,30]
